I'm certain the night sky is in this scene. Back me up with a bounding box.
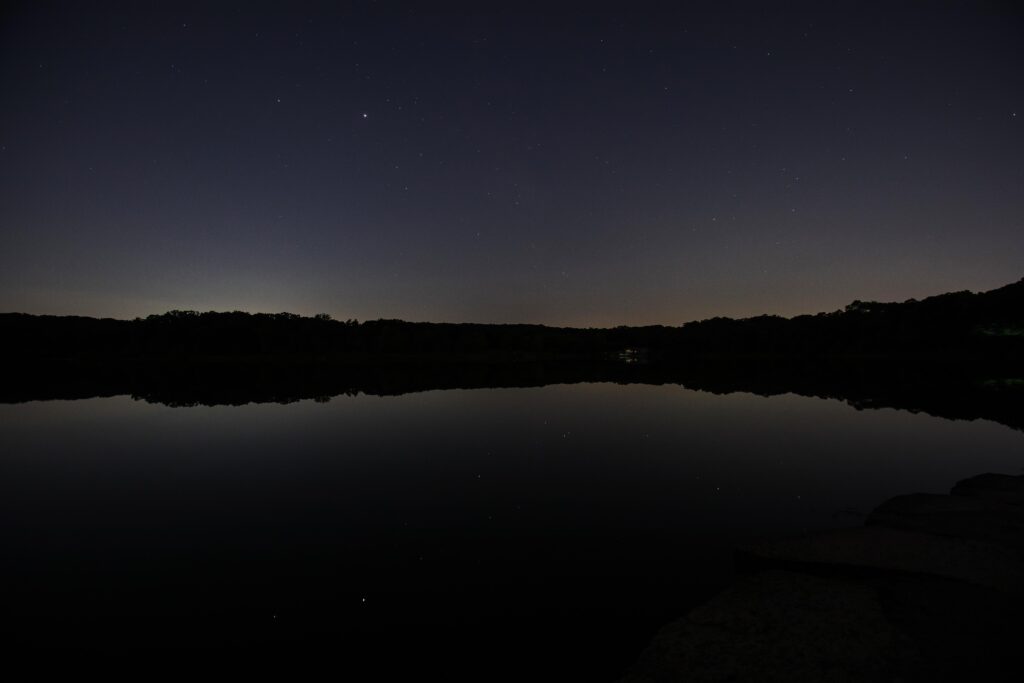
[2,2,1021,326]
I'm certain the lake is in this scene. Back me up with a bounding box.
[3,382,1021,677]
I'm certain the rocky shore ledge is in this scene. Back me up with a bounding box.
[621,473,1024,682]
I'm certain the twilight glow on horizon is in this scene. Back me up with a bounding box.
[1,1,1021,326]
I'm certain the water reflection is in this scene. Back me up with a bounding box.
[2,384,1021,676]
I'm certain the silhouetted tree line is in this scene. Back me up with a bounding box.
[1,277,1022,360]
[676,279,1024,357]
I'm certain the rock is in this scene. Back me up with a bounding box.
[866,493,1024,553]
[950,473,1024,507]
[873,573,1024,682]
[623,472,1024,681]
[620,570,913,682]
[738,526,1024,595]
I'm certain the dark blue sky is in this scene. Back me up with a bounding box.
[2,1,1022,325]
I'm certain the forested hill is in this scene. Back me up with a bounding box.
[2,278,1022,360]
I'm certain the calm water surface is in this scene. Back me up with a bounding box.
[3,383,1022,675]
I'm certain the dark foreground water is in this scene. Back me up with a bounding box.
[3,383,1022,676]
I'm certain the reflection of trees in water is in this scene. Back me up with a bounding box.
[2,277,1022,426]
[4,357,1023,432]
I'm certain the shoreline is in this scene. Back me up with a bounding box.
[620,472,1024,682]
